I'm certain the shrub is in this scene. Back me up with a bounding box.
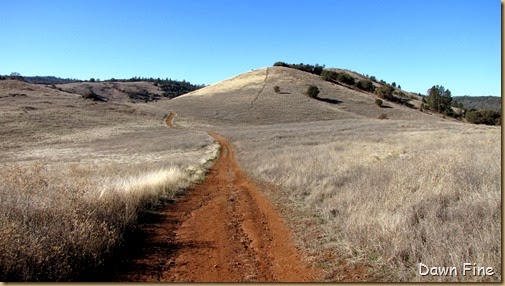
[356,80,375,92]
[273,86,280,93]
[375,99,383,107]
[465,109,501,125]
[337,73,355,85]
[374,86,395,101]
[321,70,339,81]
[370,76,377,82]
[378,113,388,119]
[306,85,320,98]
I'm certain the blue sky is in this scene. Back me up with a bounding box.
[0,0,500,96]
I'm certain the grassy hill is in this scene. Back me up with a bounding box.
[160,66,442,127]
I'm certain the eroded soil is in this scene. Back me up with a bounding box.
[111,131,319,282]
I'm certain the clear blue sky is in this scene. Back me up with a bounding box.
[0,0,500,96]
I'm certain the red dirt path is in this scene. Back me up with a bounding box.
[113,131,319,282]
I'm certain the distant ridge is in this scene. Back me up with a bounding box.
[453,95,501,111]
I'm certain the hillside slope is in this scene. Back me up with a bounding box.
[162,67,440,126]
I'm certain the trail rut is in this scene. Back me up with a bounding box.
[112,127,318,282]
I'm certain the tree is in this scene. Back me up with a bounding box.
[10,72,21,77]
[398,85,401,89]
[356,79,375,92]
[392,82,397,88]
[89,78,96,82]
[427,85,452,113]
[306,85,320,98]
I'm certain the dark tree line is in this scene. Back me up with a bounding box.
[101,77,205,99]
[273,62,325,75]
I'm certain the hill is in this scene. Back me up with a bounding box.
[161,66,441,127]
[453,95,502,111]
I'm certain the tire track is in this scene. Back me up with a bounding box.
[247,68,269,111]
[111,128,318,282]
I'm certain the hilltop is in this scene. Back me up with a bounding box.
[160,66,442,127]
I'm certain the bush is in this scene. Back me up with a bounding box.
[378,113,388,119]
[306,85,320,98]
[356,80,375,92]
[273,86,280,93]
[375,99,383,107]
[370,76,377,82]
[321,70,339,81]
[465,109,501,125]
[374,85,395,101]
[337,73,355,85]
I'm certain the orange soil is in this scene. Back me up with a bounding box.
[165,111,176,128]
[113,131,319,282]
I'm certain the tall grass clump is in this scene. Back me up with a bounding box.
[0,142,219,281]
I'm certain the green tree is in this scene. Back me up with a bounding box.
[427,85,452,113]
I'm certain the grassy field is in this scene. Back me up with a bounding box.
[0,80,219,281]
[1,67,501,282]
[220,119,501,282]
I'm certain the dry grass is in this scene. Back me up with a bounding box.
[161,67,439,127]
[222,119,501,282]
[0,80,220,281]
[0,143,218,281]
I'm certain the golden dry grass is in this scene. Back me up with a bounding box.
[0,79,219,281]
[221,119,501,282]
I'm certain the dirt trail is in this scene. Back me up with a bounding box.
[113,129,318,282]
[165,111,176,128]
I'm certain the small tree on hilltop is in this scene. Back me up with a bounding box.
[306,85,320,98]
